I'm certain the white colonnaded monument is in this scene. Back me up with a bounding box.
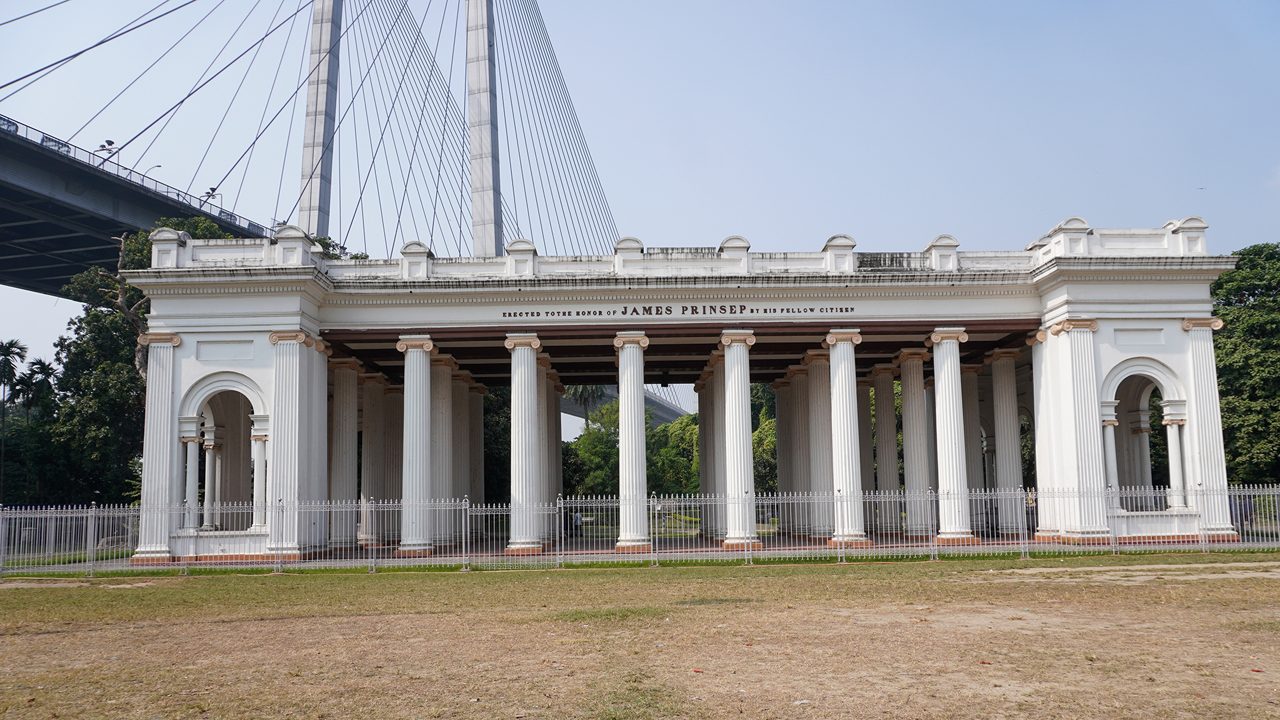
[124,215,1239,563]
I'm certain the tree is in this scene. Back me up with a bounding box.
[0,339,29,503]
[1211,243,1280,485]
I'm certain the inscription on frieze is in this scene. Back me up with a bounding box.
[501,303,856,319]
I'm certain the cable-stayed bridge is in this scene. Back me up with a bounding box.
[0,0,688,420]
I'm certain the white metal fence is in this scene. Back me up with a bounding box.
[2,486,1278,576]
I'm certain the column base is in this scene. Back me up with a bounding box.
[394,544,435,558]
[722,538,763,551]
[505,543,544,556]
[1033,531,1062,543]
[1204,531,1240,543]
[935,534,981,546]
[615,540,652,553]
[129,551,172,566]
[828,536,873,549]
[1055,531,1112,546]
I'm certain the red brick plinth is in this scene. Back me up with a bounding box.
[614,543,653,553]
[722,539,764,551]
[827,537,875,549]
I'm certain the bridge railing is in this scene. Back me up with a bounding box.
[0,114,266,238]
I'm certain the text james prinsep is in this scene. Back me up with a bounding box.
[501,304,857,319]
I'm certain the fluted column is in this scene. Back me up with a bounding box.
[827,330,869,546]
[991,349,1024,534]
[787,367,811,532]
[925,384,937,491]
[870,365,896,532]
[468,385,487,504]
[711,354,728,537]
[898,349,931,537]
[536,356,551,540]
[1183,318,1234,535]
[857,380,875,494]
[358,374,386,545]
[328,361,359,543]
[961,365,984,491]
[397,336,434,555]
[452,375,471,500]
[696,377,711,495]
[616,331,651,551]
[805,350,834,538]
[931,328,974,543]
[506,334,542,553]
[250,416,268,528]
[1101,401,1122,512]
[384,388,404,501]
[1050,319,1108,538]
[430,357,456,503]
[721,330,759,549]
[201,433,219,529]
[771,379,793,496]
[552,382,563,494]
[1028,329,1059,536]
[136,332,180,559]
[182,437,200,528]
[1165,417,1188,509]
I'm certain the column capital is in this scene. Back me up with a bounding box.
[269,330,314,346]
[1101,419,1120,427]
[1162,418,1187,427]
[328,357,363,371]
[960,364,984,376]
[1026,329,1047,346]
[896,348,931,364]
[359,372,387,386]
[613,331,650,349]
[928,327,968,345]
[1048,318,1098,336]
[536,354,552,369]
[857,377,874,389]
[870,363,897,378]
[396,334,435,353]
[469,383,489,396]
[785,364,808,379]
[138,331,182,347]
[504,333,541,351]
[989,348,1022,362]
[1182,317,1224,332]
[719,329,755,347]
[431,355,459,371]
[180,436,202,444]
[823,328,862,346]
[803,348,830,365]
[453,369,475,385]
[250,434,269,442]
[314,338,333,357]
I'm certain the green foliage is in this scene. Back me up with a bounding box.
[1212,243,1280,485]
[752,416,777,492]
[311,235,368,260]
[565,400,621,495]
[647,413,700,495]
[483,387,511,502]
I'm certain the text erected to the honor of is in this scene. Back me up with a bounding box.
[501,303,856,319]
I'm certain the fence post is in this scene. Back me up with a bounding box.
[0,505,7,580]
[555,495,564,569]
[1018,490,1029,560]
[367,499,377,574]
[85,502,98,579]
[649,494,658,568]
[274,499,284,574]
[461,496,471,572]
[928,490,939,561]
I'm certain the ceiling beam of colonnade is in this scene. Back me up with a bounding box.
[322,319,1041,387]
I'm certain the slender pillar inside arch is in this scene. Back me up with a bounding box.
[720,330,760,550]
[827,330,870,547]
[1101,402,1122,512]
[505,334,542,553]
[805,350,834,538]
[182,436,199,528]
[1164,416,1188,509]
[250,424,268,529]
[991,349,1024,534]
[615,332,651,551]
[931,329,974,543]
[898,349,932,537]
[397,336,434,556]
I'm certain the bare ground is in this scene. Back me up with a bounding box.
[1,554,1278,719]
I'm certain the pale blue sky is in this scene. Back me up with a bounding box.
[2,0,1278,365]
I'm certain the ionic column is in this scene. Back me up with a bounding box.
[452,374,471,500]
[771,378,793,496]
[468,385,487,504]
[505,334,542,553]
[358,374,386,545]
[384,387,404,504]
[991,349,1024,534]
[201,432,220,530]
[925,383,937,491]
[1182,318,1233,535]
[789,366,811,534]
[898,349,931,537]
[827,330,869,546]
[857,379,875,494]
[1164,417,1188,509]
[536,356,551,540]
[1049,318,1108,538]
[720,330,759,549]
[931,329,974,543]
[182,436,200,528]
[397,336,434,555]
[430,357,456,502]
[695,376,711,495]
[552,381,563,494]
[328,360,359,543]
[870,365,896,532]
[805,349,834,538]
[615,331,651,551]
[1028,329,1059,536]
[250,417,268,528]
[711,354,728,537]
[1101,402,1122,511]
[961,365,984,491]
[136,332,181,559]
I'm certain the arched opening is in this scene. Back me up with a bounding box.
[1112,373,1178,511]
[195,389,255,531]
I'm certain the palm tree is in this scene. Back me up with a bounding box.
[15,358,56,417]
[0,339,30,504]
[563,384,610,414]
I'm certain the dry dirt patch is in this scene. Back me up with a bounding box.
[1,557,1277,719]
